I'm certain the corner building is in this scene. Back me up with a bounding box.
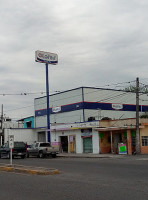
[34,87,148,154]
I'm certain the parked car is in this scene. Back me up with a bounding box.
[0,142,27,159]
[27,142,59,158]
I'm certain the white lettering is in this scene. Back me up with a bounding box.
[112,104,123,110]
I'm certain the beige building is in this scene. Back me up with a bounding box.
[96,118,148,154]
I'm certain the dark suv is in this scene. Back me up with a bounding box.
[0,142,27,159]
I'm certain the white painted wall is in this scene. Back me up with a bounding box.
[83,88,137,104]
[75,130,83,153]
[35,116,47,128]
[84,109,137,121]
[50,129,83,153]
[35,110,84,127]
[4,129,38,145]
[92,130,100,154]
[35,88,83,111]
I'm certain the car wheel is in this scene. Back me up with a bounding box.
[38,151,44,158]
[27,152,29,158]
[21,155,26,159]
[52,154,57,158]
[0,154,1,158]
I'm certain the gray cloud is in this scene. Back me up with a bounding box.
[0,0,148,118]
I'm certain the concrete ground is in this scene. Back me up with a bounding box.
[0,155,148,200]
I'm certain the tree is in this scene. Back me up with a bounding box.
[124,85,148,93]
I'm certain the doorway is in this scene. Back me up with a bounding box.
[38,132,46,142]
[60,136,68,153]
[83,137,93,153]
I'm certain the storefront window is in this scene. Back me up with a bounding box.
[142,136,148,146]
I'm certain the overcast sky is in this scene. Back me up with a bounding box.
[0,0,148,119]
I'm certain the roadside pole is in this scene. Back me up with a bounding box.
[9,135,14,166]
[136,77,140,154]
[0,104,3,146]
[10,148,12,165]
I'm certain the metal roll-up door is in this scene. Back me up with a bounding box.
[83,137,93,153]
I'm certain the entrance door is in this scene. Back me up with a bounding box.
[69,135,76,153]
[83,137,93,153]
[60,136,68,153]
[38,132,46,142]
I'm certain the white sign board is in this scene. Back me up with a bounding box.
[112,103,123,110]
[35,50,58,64]
[52,106,61,113]
[9,135,14,148]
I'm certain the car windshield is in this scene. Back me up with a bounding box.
[2,143,9,148]
[40,143,50,147]
[14,142,26,148]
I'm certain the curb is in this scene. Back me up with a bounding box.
[0,164,59,175]
[57,154,125,159]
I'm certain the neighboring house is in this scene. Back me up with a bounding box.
[3,118,24,129]
[3,117,36,146]
[18,116,34,128]
[0,118,24,145]
[4,128,37,146]
[96,118,148,155]
[24,116,34,128]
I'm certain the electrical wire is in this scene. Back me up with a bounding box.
[0,91,46,96]
[5,86,146,113]
[2,79,146,116]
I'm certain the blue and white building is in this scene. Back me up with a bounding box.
[34,87,148,154]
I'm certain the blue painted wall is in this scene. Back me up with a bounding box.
[24,116,34,128]
[35,102,148,117]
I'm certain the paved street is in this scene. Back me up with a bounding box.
[0,155,148,200]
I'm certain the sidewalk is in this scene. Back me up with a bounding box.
[57,153,126,158]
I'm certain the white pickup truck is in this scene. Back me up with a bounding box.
[27,142,59,158]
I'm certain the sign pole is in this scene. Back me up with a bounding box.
[46,63,50,142]
[10,148,12,165]
[35,50,58,143]
[9,135,14,166]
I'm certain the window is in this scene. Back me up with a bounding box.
[142,136,148,146]
[39,143,50,147]
[26,121,32,128]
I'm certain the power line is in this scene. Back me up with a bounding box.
[5,86,146,113]
[0,91,46,96]
[0,80,135,97]
[94,80,136,88]
[3,80,145,114]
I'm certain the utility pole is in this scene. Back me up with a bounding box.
[0,104,3,146]
[136,77,140,153]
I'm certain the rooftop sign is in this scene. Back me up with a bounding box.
[112,103,123,110]
[35,50,58,64]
